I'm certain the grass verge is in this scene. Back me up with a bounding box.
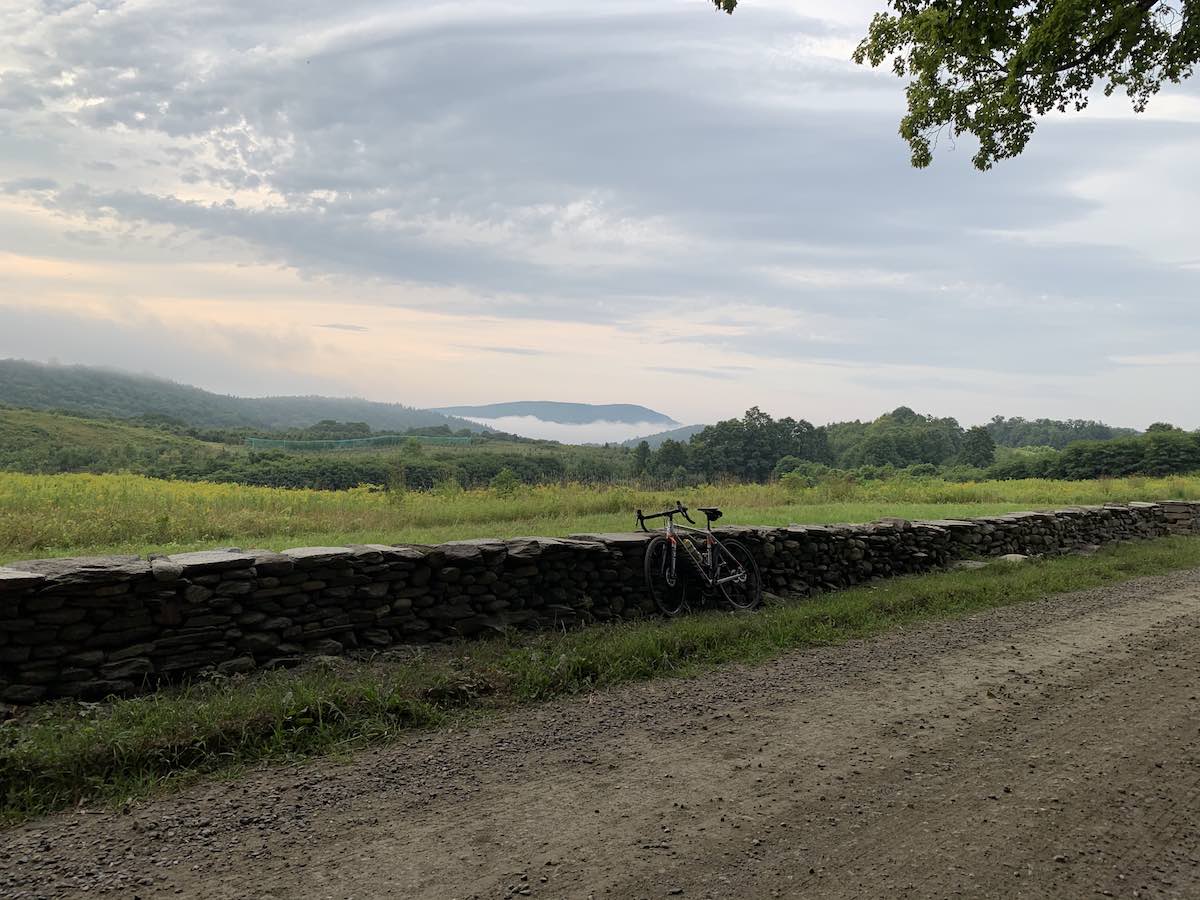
[4,470,1200,562]
[3,535,1200,825]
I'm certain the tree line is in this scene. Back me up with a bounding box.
[3,403,1195,491]
[632,408,1197,485]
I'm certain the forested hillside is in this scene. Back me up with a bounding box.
[0,359,482,432]
[0,407,224,475]
[0,406,629,490]
[1,359,1189,492]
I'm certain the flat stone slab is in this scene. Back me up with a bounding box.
[167,550,258,576]
[565,532,655,551]
[383,545,433,563]
[285,547,355,565]
[0,567,47,591]
[4,556,152,583]
[715,525,774,536]
[245,550,296,576]
[438,540,510,563]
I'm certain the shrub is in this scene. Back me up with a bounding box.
[490,466,520,497]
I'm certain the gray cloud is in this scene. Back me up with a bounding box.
[0,0,1196,419]
[645,366,739,381]
[0,304,349,398]
[458,345,547,356]
[315,323,370,333]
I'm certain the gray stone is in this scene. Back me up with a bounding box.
[184,584,214,604]
[1,684,47,704]
[157,648,233,672]
[64,650,105,667]
[308,638,344,655]
[150,558,185,582]
[34,607,87,625]
[0,568,46,591]
[285,547,354,566]
[100,658,154,680]
[71,680,134,700]
[3,556,151,584]
[167,550,258,576]
[108,642,157,662]
[216,656,256,675]
[437,541,483,563]
[238,633,281,654]
[215,580,254,596]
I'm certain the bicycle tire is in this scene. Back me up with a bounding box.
[715,539,763,611]
[644,535,689,617]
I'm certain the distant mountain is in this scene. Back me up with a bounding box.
[433,401,677,426]
[0,359,484,432]
[621,423,707,449]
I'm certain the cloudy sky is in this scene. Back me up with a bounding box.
[1,0,1197,429]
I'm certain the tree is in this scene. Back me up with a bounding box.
[715,1,1200,170]
[689,407,830,482]
[631,440,652,475]
[489,466,520,496]
[960,425,997,467]
[1146,421,1182,432]
[652,439,690,477]
[833,407,963,468]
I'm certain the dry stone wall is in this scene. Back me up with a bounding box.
[2,500,1199,704]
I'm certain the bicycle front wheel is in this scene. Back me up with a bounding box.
[644,535,689,617]
[716,539,762,611]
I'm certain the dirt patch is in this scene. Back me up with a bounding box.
[4,569,1200,899]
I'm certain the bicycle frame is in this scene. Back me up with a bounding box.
[658,515,748,589]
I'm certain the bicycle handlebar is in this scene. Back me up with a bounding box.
[635,500,695,531]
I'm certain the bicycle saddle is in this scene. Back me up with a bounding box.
[698,506,722,521]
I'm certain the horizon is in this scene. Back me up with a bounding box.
[0,356,1172,436]
[2,1,1198,430]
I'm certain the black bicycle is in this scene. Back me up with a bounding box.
[636,501,763,616]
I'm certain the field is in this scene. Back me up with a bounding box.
[3,471,1199,563]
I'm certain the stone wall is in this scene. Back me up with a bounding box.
[2,500,1199,704]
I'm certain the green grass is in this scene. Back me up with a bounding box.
[4,535,1199,825]
[3,471,1200,563]
[0,407,224,464]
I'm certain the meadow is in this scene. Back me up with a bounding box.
[3,470,1199,563]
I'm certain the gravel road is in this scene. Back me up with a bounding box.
[4,569,1200,899]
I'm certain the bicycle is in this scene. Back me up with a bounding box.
[636,501,763,616]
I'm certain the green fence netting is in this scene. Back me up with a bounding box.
[244,434,472,451]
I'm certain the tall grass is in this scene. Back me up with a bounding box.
[2,471,1198,562]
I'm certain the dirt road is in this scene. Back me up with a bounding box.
[4,569,1200,899]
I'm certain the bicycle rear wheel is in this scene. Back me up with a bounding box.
[644,535,689,617]
[715,539,762,611]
